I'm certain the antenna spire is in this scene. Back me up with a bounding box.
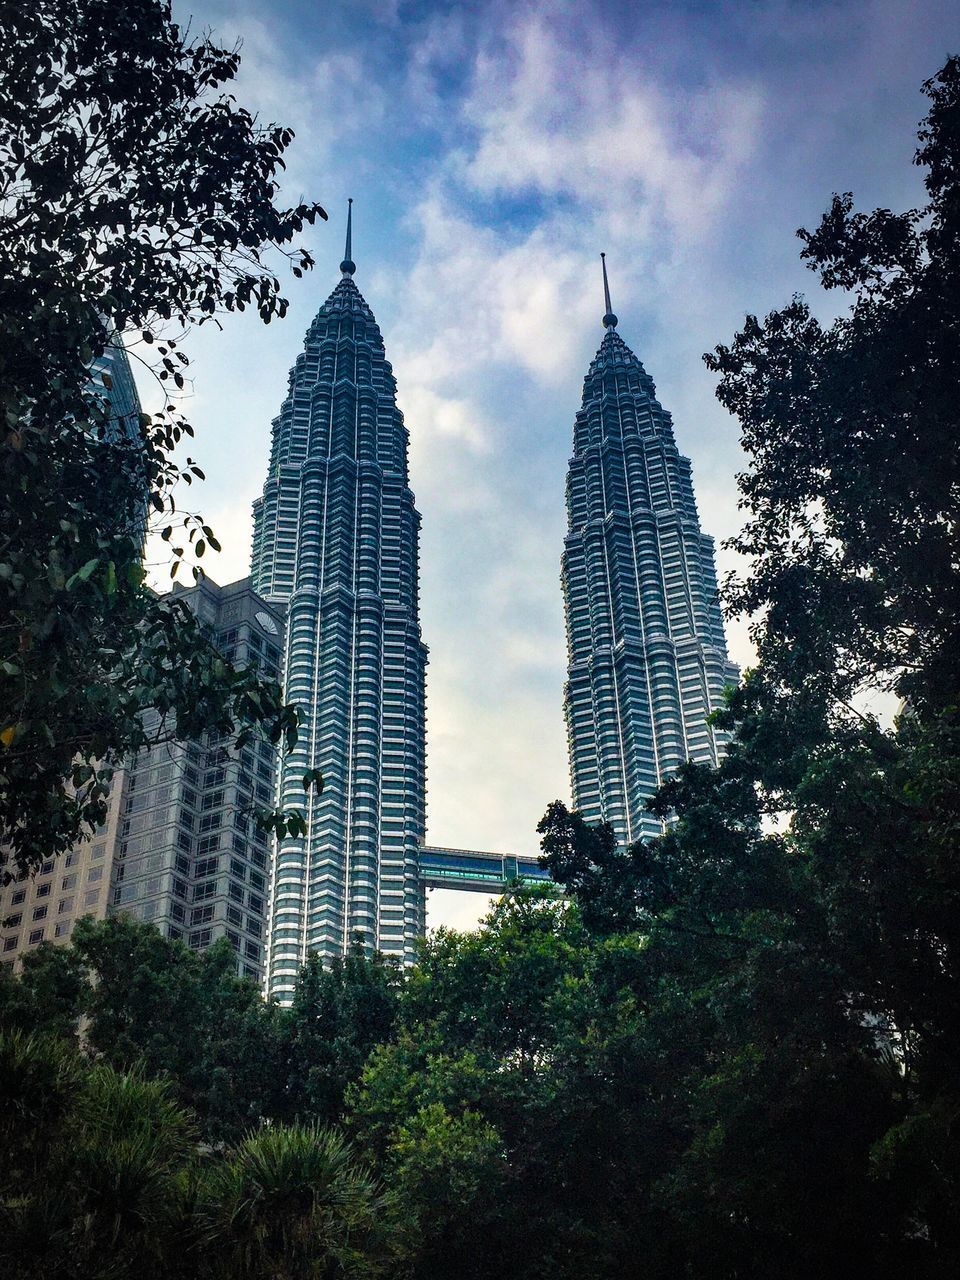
[340,199,356,276]
[601,252,617,329]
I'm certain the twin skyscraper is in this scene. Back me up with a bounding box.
[251,203,428,996]
[252,209,737,1000]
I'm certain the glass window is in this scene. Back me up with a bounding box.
[87,867,103,884]
[83,889,100,906]
[2,936,17,952]
[32,905,47,921]
[58,897,74,914]
[28,928,44,945]
[61,874,77,890]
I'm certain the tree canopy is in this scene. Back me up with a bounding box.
[0,0,325,875]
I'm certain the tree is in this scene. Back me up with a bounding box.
[0,1030,400,1280]
[198,1124,398,1280]
[281,945,401,1127]
[705,61,960,722]
[0,935,87,1039]
[347,890,644,1280]
[0,0,326,876]
[71,914,286,1143]
[0,1035,197,1280]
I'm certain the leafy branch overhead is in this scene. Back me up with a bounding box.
[0,0,327,874]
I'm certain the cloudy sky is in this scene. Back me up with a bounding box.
[156,0,956,926]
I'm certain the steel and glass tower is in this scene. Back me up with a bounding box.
[252,205,427,999]
[561,257,738,846]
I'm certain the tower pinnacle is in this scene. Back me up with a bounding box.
[601,252,618,329]
[340,198,356,276]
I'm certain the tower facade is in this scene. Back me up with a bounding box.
[0,576,281,985]
[561,259,738,846]
[252,207,427,1000]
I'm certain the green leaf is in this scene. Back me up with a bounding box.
[66,558,100,589]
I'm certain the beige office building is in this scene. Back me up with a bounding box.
[1,576,283,985]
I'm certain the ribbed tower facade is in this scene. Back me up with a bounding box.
[252,206,427,1000]
[561,259,738,846]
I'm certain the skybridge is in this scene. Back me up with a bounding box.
[417,845,553,895]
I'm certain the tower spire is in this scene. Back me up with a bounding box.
[601,252,617,329]
[340,198,356,276]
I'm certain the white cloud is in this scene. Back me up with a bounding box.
[461,13,765,237]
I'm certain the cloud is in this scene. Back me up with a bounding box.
[461,12,765,238]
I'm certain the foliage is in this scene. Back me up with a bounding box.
[0,915,402,1145]
[71,914,288,1143]
[0,1031,397,1280]
[0,0,326,876]
[0,1036,196,1280]
[281,946,401,1128]
[347,891,622,1278]
[704,63,960,720]
[0,931,88,1039]
[197,1123,399,1280]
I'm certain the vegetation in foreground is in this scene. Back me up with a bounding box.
[0,0,324,877]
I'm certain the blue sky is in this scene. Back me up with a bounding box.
[156,0,958,926]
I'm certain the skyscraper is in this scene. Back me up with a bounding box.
[561,257,739,846]
[0,575,282,984]
[252,205,428,1000]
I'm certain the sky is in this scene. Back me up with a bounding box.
[153,0,958,928]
